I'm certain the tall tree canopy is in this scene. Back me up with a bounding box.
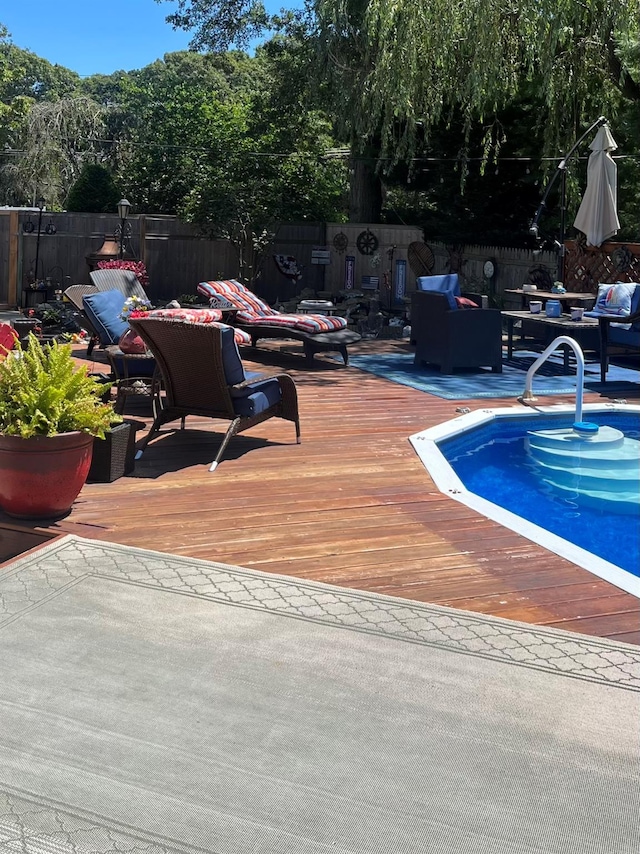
[160,0,640,221]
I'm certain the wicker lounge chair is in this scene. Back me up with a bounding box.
[90,269,148,300]
[129,316,301,471]
[197,279,361,364]
[63,284,100,356]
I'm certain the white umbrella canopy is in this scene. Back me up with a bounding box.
[573,124,620,247]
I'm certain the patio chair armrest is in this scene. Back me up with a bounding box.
[597,308,640,326]
[273,373,299,421]
[229,378,263,392]
[230,373,298,422]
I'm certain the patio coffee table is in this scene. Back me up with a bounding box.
[504,290,595,311]
[502,311,600,370]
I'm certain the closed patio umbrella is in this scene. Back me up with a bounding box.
[573,124,620,247]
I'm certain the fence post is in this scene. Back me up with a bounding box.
[8,211,19,307]
[139,214,146,264]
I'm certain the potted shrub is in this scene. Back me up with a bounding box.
[0,334,121,519]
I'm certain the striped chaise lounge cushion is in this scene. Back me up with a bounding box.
[147,307,252,345]
[197,280,347,333]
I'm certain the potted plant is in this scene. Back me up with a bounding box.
[0,334,121,519]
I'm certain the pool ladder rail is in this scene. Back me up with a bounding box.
[520,335,639,513]
[519,335,585,422]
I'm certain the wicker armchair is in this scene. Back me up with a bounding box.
[63,284,100,356]
[411,291,503,374]
[598,304,640,382]
[129,317,301,471]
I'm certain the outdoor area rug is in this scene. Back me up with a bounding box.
[1,535,639,854]
[348,350,639,399]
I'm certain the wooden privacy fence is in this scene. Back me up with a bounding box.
[1,209,637,308]
[0,211,328,306]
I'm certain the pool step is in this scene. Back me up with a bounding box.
[526,425,640,512]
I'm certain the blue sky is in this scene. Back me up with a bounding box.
[2,0,279,77]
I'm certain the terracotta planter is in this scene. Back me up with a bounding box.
[0,432,94,519]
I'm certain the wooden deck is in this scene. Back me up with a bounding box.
[5,338,639,645]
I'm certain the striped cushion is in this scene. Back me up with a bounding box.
[198,280,277,316]
[197,280,347,332]
[148,307,223,323]
[243,313,347,333]
[228,326,251,346]
[146,309,250,346]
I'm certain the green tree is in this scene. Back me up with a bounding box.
[159,1,640,222]
[10,96,107,208]
[0,25,93,205]
[65,162,122,212]
[90,45,345,283]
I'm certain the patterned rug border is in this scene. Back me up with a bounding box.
[0,783,198,854]
[347,350,639,400]
[2,535,638,691]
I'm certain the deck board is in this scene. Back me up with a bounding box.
[5,337,638,644]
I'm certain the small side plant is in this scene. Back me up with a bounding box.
[0,335,121,439]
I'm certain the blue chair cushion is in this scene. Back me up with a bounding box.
[110,355,156,377]
[609,326,640,347]
[219,325,246,386]
[230,375,282,417]
[219,327,281,415]
[83,290,128,344]
[416,274,461,310]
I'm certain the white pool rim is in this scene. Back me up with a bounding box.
[409,402,640,598]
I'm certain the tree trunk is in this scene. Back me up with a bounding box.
[349,155,383,223]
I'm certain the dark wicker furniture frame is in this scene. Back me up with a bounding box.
[598,307,640,382]
[411,291,503,374]
[129,317,301,471]
[63,284,100,356]
[239,324,362,365]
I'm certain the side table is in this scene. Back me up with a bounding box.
[105,347,162,416]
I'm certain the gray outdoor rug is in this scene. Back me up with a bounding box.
[1,536,639,854]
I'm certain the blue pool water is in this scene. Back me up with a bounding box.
[440,412,640,576]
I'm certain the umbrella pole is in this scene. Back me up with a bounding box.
[558,166,567,282]
[529,115,608,280]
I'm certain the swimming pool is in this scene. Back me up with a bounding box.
[410,403,640,597]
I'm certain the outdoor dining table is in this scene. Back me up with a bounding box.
[505,289,595,311]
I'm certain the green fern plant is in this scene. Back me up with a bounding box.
[0,334,121,439]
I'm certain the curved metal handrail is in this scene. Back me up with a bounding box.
[519,335,585,423]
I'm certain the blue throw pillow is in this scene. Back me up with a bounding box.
[584,282,638,319]
[416,274,461,310]
[83,290,128,345]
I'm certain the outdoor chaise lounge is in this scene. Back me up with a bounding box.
[64,283,100,356]
[90,268,148,300]
[197,279,361,364]
[129,315,300,471]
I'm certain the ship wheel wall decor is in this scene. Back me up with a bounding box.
[356,229,379,255]
[333,232,348,253]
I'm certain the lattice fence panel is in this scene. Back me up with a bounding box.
[564,240,640,293]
